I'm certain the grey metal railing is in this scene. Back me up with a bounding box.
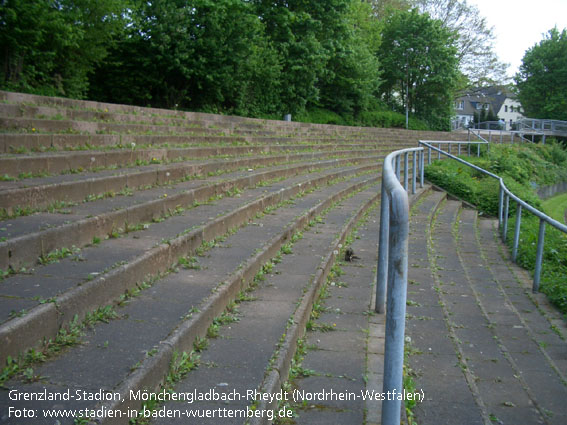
[468,126,535,145]
[419,140,567,292]
[376,147,424,425]
[424,139,488,162]
[517,118,567,136]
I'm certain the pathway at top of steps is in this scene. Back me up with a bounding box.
[405,193,567,425]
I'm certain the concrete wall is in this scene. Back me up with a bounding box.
[537,181,567,199]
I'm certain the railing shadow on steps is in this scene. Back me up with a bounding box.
[418,140,567,293]
[375,147,424,425]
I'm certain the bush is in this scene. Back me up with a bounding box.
[292,107,432,130]
[294,108,350,126]
[358,110,430,130]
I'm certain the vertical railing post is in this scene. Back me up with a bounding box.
[458,143,461,156]
[375,178,390,314]
[428,147,431,165]
[412,151,417,194]
[438,143,441,160]
[533,219,546,293]
[420,150,424,188]
[404,152,409,191]
[396,155,401,180]
[498,185,504,229]
[502,194,510,241]
[468,143,471,156]
[381,189,409,425]
[512,204,522,262]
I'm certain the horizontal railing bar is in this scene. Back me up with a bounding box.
[419,141,567,234]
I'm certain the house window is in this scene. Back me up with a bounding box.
[483,103,489,110]
[510,106,514,113]
[505,105,508,112]
[456,100,464,110]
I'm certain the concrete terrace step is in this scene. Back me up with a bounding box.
[0,151,386,210]
[146,184,384,425]
[0,171,380,425]
[0,142,394,178]
[0,90,479,425]
[0,165,380,363]
[0,157,385,270]
[406,192,567,425]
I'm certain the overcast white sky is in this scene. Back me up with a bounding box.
[467,0,567,78]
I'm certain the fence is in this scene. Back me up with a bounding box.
[377,140,567,425]
[376,147,424,425]
[418,140,567,291]
[468,125,537,145]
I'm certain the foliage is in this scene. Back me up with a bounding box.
[412,0,509,86]
[357,109,430,130]
[515,28,567,120]
[2,0,473,128]
[426,143,567,214]
[90,0,282,115]
[378,9,460,130]
[0,0,128,98]
[542,192,567,223]
[294,106,430,130]
[505,214,567,314]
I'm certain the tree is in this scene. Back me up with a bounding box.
[412,0,509,87]
[0,0,128,98]
[317,0,382,116]
[378,9,460,129]
[91,0,282,115]
[515,28,567,120]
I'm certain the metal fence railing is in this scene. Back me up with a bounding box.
[517,118,567,135]
[378,140,566,425]
[376,147,424,425]
[468,125,537,145]
[418,140,567,292]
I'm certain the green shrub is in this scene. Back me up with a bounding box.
[294,108,350,126]
[357,110,430,130]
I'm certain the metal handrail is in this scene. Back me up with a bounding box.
[468,126,534,145]
[517,118,567,135]
[376,147,424,425]
[419,140,567,292]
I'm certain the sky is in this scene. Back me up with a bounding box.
[467,0,567,79]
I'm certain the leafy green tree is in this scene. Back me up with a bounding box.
[0,0,128,98]
[378,9,460,129]
[254,0,328,113]
[91,0,281,115]
[412,0,509,87]
[515,28,567,120]
[317,1,382,116]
